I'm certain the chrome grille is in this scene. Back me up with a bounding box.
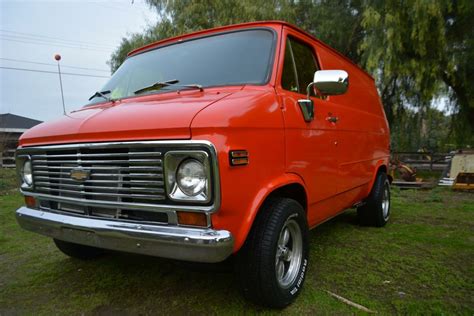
[30,147,165,205]
[17,140,219,224]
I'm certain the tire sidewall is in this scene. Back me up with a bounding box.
[266,201,309,305]
[374,174,391,226]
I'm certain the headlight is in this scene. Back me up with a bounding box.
[164,151,211,202]
[17,156,33,189]
[176,159,206,196]
[22,160,33,186]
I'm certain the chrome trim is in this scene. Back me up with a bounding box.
[17,140,221,213]
[31,152,163,158]
[34,171,163,179]
[164,150,211,203]
[33,158,162,164]
[16,206,233,263]
[312,69,349,96]
[33,165,164,171]
[35,187,166,199]
[35,183,165,193]
[34,177,163,186]
[16,155,33,190]
[297,99,314,122]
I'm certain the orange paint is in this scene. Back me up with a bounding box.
[19,22,389,254]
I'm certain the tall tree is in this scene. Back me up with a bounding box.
[360,0,473,147]
[108,0,473,150]
[109,0,364,72]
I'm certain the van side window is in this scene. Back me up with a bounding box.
[281,36,318,95]
[281,39,299,92]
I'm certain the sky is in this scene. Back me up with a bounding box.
[0,0,157,122]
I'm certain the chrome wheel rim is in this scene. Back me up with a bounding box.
[382,182,390,221]
[275,217,303,289]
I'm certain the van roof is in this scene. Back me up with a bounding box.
[127,20,374,82]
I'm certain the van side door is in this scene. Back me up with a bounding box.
[276,27,341,226]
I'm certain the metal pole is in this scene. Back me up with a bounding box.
[55,54,66,115]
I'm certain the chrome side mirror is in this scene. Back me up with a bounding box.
[297,70,349,122]
[312,70,349,96]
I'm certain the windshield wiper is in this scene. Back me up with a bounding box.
[134,79,180,95]
[88,90,112,102]
[134,80,203,95]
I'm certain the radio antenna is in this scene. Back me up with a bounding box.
[54,54,66,115]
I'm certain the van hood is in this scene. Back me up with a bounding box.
[20,88,239,147]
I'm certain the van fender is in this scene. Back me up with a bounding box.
[234,173,307,252]
[365,159,389,197]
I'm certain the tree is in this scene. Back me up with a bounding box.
[108,0,473,150]
[109,0,364,72]
[360,0,473,147]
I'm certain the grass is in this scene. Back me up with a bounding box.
[0,177,473,314]
[0,168,18,195]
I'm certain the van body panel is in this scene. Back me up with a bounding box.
[191,86,286,250]
[19,87,240,147]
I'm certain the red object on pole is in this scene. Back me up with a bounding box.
[54,54,66,115]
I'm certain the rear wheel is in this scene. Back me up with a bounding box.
[237,198,309,308]
[54,239,104,260]
[358,172,391,227]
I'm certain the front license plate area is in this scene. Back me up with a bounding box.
[60,227,99,245]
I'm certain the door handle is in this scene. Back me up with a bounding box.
[326,116,339,123]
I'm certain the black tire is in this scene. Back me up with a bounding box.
[358,172,391,227]
[53,239,104,260]
[236,198,309,308]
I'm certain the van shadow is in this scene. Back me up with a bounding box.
[50,210,360,312]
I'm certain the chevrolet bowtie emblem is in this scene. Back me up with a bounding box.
[70,168,91,181]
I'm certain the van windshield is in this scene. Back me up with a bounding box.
[87,29,275,105]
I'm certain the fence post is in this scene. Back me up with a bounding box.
[430,152,433,171]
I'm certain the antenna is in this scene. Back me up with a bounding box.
[54,54,66,115]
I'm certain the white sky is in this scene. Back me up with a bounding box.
[0,0,157,122]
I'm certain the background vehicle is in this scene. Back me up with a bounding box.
[15,21,390,308]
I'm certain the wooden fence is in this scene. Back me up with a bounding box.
[391,151,453,171]
[0,149,16,168]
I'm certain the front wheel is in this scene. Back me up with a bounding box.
[358,172,391,227]
[237,198,309,308]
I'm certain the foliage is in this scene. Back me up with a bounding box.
[390,106,456,152]
[361,0,474,149]
[109,0,364,72]
[108,0,474,151]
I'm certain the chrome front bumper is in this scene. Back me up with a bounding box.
[16,207,234,263]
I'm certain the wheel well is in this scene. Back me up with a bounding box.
[377,165,393,183]
[266,183,307,212]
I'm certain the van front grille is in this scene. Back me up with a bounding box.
[16,140,219,225]
[31,147,166,205]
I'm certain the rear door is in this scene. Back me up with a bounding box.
[276,27,340,225]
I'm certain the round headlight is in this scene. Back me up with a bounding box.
[176,159,206,196]
[22,160,33,186]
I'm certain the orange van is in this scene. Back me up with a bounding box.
[15,21,391,307]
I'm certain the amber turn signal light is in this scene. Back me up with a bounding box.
[230,150,249,166]
[25,196,37,208]
[177,211,207,227]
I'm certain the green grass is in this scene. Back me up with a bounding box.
[0,168,18,195]
[0,182,473,314]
